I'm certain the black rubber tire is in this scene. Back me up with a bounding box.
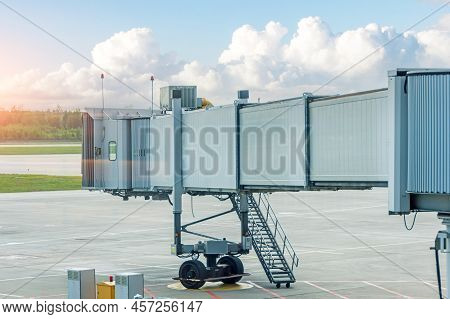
[286,283,291,288]
[276,283,281,289]
[217,256,244,284]
[179,260,207,289]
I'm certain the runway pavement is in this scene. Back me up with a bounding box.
[0,189,444,299]
[0,154,81,176]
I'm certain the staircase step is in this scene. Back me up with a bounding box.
[269,268,289,275]
[258,250,279,254]
[270,272,292,276]
[270,274,292,278]
[235,193,299,285]
[259,251,279,254]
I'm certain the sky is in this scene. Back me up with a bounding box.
[0,0,449,109]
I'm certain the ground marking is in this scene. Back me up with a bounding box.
[144,287,156,299]
[300,240,431,255]
[303,281,348,299]
[0,274,63,283]
[0,264,178,283]
[0,226,173,247]
[0,292,24,298]
[31,293,66,298]
[145,283,170,287]
[363,281,411,298]
[247,281,285,299]
[322,205,386,213]
[124,262,179,270]
[205,290,222,299]
[424,281,447,291]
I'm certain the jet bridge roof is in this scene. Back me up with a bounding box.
[84,108,153,120]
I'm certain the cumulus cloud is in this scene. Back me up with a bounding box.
[170,61,222,94]
[1,16,449,109]
[0,28,181,108]
[219,21,288,64]
[210,15,450,101]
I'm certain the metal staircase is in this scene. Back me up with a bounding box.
[234,193,300,287]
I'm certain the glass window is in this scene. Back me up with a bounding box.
[108,141,117,161]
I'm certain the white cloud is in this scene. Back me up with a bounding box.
[170,61,222,94]
[219,21,287,64]
[1,17,449,109]
[416,20,450,66]
[0,28,181,108]
[208,16,450,101]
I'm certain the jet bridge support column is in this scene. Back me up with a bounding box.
[172,90,183,256]
[240,193,251,253]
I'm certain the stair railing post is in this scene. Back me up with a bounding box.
[273,220,278,238]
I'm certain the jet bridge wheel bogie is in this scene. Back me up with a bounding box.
[179,260,207,289]
[217,255,244,284]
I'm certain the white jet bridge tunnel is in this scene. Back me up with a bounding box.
[81,69,449,291]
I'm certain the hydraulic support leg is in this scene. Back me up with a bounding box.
[206,255,218,268]
[172,91,183,255]
[239,193,251,253]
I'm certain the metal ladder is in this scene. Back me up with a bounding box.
[235,193,300,287]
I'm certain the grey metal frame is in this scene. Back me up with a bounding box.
[170,92,250,257]
[388,69,450,215]
[79,69,450,290]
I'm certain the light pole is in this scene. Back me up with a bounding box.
[150,75,155,114]
[101,73,105,114]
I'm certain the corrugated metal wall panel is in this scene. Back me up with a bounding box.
[93,119,104,189]
[131,118,151,190]
[407,72,450,194]
[240,98,306,187]
[182,106,237,190]
[81,113,94,188]
[117,120,132,189]
[149,115,173,189]
[309,90,389,182]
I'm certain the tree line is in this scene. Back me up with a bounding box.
[0,108,82,141]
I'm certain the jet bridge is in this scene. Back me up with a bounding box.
[81,69,449,290]
[388,69,450,298]
[82,89,390,194]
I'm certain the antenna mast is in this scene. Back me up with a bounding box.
[150,75,155,114]
[101,73,105,113]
